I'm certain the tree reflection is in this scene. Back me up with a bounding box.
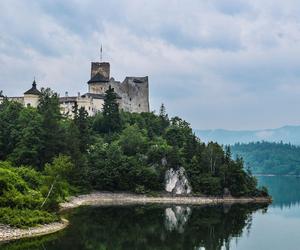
[257,175,300,208]
[2,203,268,250]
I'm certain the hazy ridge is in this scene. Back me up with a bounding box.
[195,125,300,145]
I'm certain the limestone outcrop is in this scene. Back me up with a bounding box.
[165,167,192,195]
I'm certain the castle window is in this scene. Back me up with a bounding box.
[138,104,141,107]
[130,98,132,101]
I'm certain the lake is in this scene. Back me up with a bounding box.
[1,176,300,250]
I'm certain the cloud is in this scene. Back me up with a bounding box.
[1,0,300,130]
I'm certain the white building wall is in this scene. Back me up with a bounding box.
[24,95,39,108]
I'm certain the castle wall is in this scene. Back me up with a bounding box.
[118,77,149,113]
[77,96,104,116]
[88,77,149,113]
[5,97,24,105]
[59,95,105,117]
[88,82,108,94]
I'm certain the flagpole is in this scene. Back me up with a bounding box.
[100,44,103,62]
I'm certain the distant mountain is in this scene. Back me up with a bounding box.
[195,125,300,145]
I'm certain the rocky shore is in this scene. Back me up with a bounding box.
[0,219,68,243]
[0,192,271,243]
[59,191,272,210]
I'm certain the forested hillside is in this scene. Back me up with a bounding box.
[195,126,300,145]
[231,142,300,175]
[0,87,268,227]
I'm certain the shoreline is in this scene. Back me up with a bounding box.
[0,192,271,243]
[0,219,69,243]
[254,174,300,177]
[59,192,272,211]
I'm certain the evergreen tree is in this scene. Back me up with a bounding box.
[102,85,121,133]
[72,104,90,153]
[224,145,232,164]
[158,103,169,133]
[8,107,43,168]
[0,100,23,160]
[38,88,63,166]
[67,105,90,189]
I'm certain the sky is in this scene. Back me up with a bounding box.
[1,0,300,130]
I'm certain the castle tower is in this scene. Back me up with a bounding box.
[88,62,110,94]
[91,62,110,80]
[23,80,41,107]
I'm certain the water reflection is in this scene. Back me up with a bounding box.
[164,206,191,233]
[1,203,268,250]
[256,175,300,208]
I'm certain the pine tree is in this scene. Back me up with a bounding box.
[9,107,43,168]
[37,88,63,166]
[158,103,169,134]
[102,85,121,133]
[75,107,89,153]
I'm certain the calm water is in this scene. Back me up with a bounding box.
[1,176,300,250]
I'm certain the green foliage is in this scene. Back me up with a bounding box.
[0,158,73,227]
[118,125,148,155]
[231,141,300,175]
[15,166,43,190]
[102,85,121,133]
[0,100,23,160]
[0,88,267,214]
[42,155,75,208]
[38,88,64,167]
[8,107,43,167]
[88,138,163,192]
[0,164,43,209]
[0,208,58,228]
[73,104,90,153]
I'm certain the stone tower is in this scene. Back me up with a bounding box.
[91,62,110,80]
[87,61,150,113]
[88,62,110,94]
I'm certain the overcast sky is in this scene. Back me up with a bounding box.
[1,0,300,130]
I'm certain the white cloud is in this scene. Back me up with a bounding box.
[1,0,300,130]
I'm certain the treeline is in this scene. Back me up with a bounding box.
[231,141,300,175]
[0,87,267,227]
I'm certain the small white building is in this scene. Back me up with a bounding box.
[23,80,41,108]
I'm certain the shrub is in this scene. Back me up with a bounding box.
[0,208,59,228]
[0,166,43,209]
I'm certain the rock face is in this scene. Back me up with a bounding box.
[165,167,192,195]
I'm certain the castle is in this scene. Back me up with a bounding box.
[0,61,150,116]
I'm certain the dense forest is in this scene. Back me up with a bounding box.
[0,86,268,227]
[231,141,300,175]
